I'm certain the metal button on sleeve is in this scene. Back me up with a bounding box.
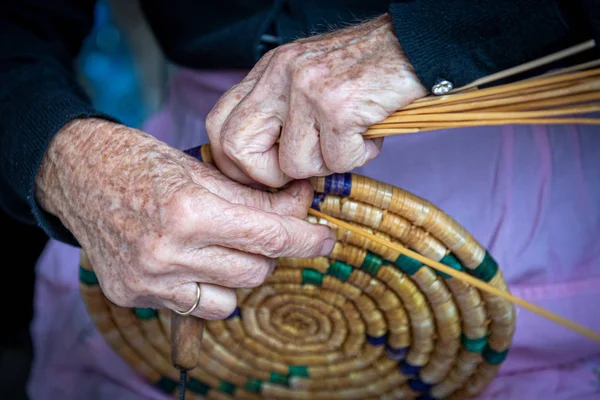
[432,80,453,95]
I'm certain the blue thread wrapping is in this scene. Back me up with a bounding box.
[226,307,241,320]
[409,377,432,392]
[385,345,408,361]
[311,193,326,210]
[399,361,421,376]
[324,173,352,196]
[184,145,203,162]
[417,394,437,400]
[366,333,387,346]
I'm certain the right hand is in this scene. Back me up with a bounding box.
[34,118,335,319]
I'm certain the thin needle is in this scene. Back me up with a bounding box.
[178,369,186,400]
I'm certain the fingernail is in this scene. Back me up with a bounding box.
[320,238,335,256]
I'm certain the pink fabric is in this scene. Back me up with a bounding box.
[28,68,600,399]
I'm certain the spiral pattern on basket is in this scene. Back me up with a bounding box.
[79,145,516,400]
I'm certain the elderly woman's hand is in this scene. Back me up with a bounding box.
[35,118,335,319]
[206,14,426,187]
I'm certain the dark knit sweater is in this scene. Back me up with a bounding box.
[1,0,598,246]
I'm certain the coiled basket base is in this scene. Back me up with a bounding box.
[80,168,516,400]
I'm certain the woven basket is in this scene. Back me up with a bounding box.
[79,145,516,400]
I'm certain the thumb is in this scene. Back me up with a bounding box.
[201,172,314,219]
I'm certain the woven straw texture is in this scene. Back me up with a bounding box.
[79,146,516,399]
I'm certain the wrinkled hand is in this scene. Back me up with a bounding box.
[207,14,426,187]
[35,118,335,319]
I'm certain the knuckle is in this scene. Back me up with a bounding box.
[321,101,352,127]
[273,44,299,64]
[257,221,290,257]
[280,157,326,180]
[237,187,273,210]
[244,259,276,288]
[205,109,220,136]
[256,47,278,67]
[221,133,244,160]
[121,276,147,299]
[138,238,172,270]
[168,188,196,216]
[163,187,203,234]
[291,65,318,88]
[319,83,352,111]
[104,283,135,308]
[243,272,266,289]
[227,256,274,288]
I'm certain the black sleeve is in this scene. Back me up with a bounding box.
[389,0,600,92]
[0,0,119,246]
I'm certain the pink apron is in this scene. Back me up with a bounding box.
[27,68,600,399]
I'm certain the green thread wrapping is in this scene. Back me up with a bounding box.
[134,308,158,320]
[188,378,210,395]
[301,268,323,286]
[78,266,99,285]
[361,251,383,276]
[461,334,487,353]
[269,372,290,386]
[244,379,262,393]
[394,252,422,275]
[327,261,353,281]
[483,345,510,365]
[437,253,464,279]
[155,376,178,393]
[289,365,309,377]
[471,251,499,282]
[218,381,236,395]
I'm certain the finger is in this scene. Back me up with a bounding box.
[191,283,237,320]
[234,180,314,219]
[200,198,336,259]
[219,96,291,187]
[197,169,314,219]
[278,93,332,179]
[162,282,237,320]
[175,245,276,289]
[206,80,258,185]
[320,126,381,173]
[206,50,277,185]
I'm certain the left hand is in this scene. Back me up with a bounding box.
[206,14,426,188]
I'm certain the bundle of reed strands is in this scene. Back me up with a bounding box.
[365,40,600,139]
